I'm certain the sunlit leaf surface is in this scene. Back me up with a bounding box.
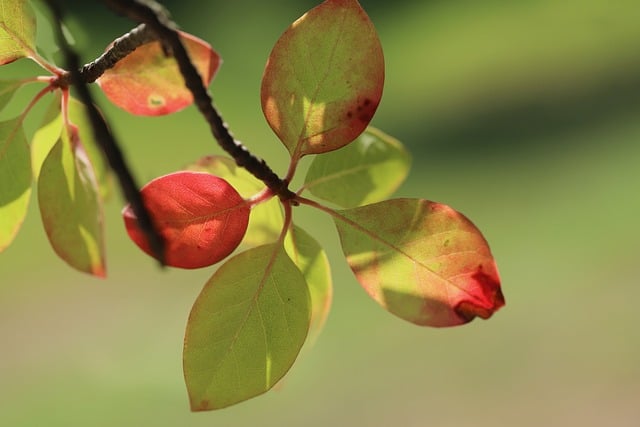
[123,171,250,269]
[184,244,310,410]
[0,118,31,252]
[38,126,106,276]
[284,225,332,344]
[97,32,220,116]
[334,198,504,327]
[304,127,410,208]
[0,0,36,65]
[261,0,384,158]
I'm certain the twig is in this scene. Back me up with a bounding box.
[101,0,296,201]
[44,0,166,266]
[57,24,158,86]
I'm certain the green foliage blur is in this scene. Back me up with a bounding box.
[1,1,639,425]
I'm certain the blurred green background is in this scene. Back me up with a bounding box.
[1,0,639,425]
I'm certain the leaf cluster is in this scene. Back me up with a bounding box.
[0,0,505,411]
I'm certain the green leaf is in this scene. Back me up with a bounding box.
[184,244,310,411]
[38,126,106,277]
[261,0,384,159]
[0,0,36,65]
[31,92,63,179]
[333,199,505,327]
[284,225,332,345]
[304,127,410,208]
[187,156,283,246]
[0,117,31,252]
[0,78,23,111]
[31,95,111,198]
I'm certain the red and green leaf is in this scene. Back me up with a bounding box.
[0,78,24,110]
[187,156,283,246]
[304,127,410,208]
[68,97,111,198]
[0,118,31,252]
[184,244,310,411]
[0,0,36,65]
[38,125,106,277]
[31,94,111,198]
[333,199,504,327]
[261,0,384,159]
[123,171,250,269]
[97,32,220,116]
[284,225,332,344]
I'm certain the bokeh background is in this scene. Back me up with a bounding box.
[1,0,639,425]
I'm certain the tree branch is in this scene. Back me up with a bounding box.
[101,0,296,201]
[45,0,166,266]
[57,24,157,86]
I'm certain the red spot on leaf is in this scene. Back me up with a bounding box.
[454,264,505,323]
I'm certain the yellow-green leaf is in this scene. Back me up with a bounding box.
[31,93,63,179]
[261,0,384,159]
[0,117,31,252]
[304,127,410,208]
[0,0,36,65]
[284,225,332,345]
[38,126,106,277]
[184,244,310,411]
[334,199,505,327]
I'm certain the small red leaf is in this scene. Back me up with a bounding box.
[97,32,220,116]
[123,171,249,269]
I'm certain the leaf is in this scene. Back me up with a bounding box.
[38,125,106,277]
[31,94,112,198]
[97,31,221,116]
[187,156,283,246]
[184,244,310,411]
[123,171,250,269]
[68,97,111,198]
[0,117,31,252]
[261,0,384,159]
[333,199,505,327]
[31,92,62,179]
[284,225,332,344]
[0,78,23,111]
[0,0,36,65]
[304,127,410,208]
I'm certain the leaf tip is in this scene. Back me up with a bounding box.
[454,264,505,324]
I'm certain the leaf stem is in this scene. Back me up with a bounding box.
[44,0,166,266]
[101,0,297,201]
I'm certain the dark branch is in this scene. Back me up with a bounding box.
[102,0,295,200]
[45,0,166,266]
[58,24,157,86]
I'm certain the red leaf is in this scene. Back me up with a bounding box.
[97,32,220,116]
[123,171,250,269]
